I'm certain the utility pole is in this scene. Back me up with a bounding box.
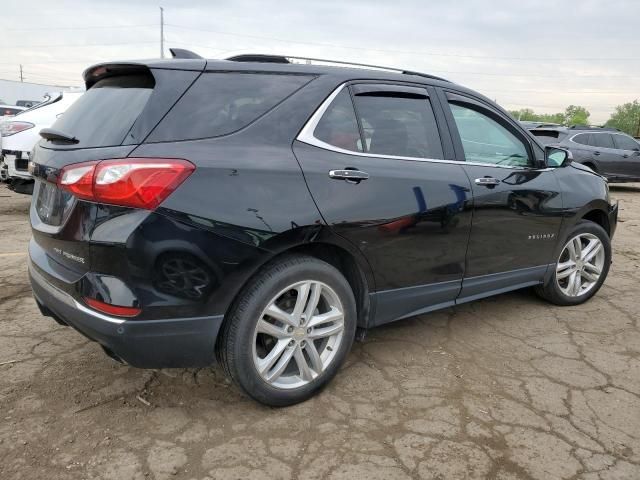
[19,64,24,82]
[160,7,165,59]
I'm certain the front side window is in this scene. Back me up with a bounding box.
[593,133,615,149]
[613,134,640,151]
[313,89,362,152]
[449,103,529,166]
[352,93,444,159]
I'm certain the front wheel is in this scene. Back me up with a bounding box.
[217,255,357,407]
[536,220,611,306]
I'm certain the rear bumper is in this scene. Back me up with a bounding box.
[29,261,223,368]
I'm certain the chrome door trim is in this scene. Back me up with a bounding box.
[296,83,549,172]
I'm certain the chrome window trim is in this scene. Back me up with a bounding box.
[296,83,542,171]
[569,131,616,150]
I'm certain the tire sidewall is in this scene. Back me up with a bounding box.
[227,257,357,406]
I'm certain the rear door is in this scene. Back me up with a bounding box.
[612,133,640,178]
[294,82,473,325]
[439,91,564,301]
[590,132,619,177]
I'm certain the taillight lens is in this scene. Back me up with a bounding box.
[0,121,35,137]
[58,158,195,210]
[84,297,141,317]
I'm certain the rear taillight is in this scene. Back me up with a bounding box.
[0,121,34,136]
[83,297,141,317]
[58,158,195,210]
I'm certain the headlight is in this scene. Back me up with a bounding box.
[0,121,35,137]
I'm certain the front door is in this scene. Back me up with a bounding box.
[440,91,564,301]
[294,82,473,325]
[612,133,640,179]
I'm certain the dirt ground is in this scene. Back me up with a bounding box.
[0,183,639,480]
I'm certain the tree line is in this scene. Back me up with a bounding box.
[508,100,640,137]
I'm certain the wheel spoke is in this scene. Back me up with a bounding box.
[573,237,583,259]
[265,344,295,382]
[257,338,289,376]
[256,319,288,338]
[304,282,322,319]
[265,304,296,327]
[305,341,323,373]
[583,242,602,263]
[581,270,599,282]
[291,282,311,323]
[293,345,314,381]
[309,322,344,339]
[308,307,343,328]
[567,241,577,261]
[569,271,581,295]
[556,260,576,279]
[584,262,601,275]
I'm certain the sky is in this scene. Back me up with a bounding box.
[1,0,639,124]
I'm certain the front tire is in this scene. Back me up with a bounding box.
[217,255,357,407]
[536,220,611,306]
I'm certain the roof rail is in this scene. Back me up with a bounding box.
[169,48,203,59]
[226,54,450,82]
[569,125,619,132]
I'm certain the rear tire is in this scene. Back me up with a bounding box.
[535,220,611,306]
[217,255,357,407]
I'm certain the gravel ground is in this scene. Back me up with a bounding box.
[0,183,639,480]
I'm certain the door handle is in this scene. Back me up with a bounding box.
[474,177,501,186]
[623,154,630,158]
[329,169,369,182]
[594,151,601,156]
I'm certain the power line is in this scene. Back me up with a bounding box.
[6,23,156,31]
[1,40,158,49]
[165,23,640,62]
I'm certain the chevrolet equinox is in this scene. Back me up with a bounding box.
[28,52,618,406]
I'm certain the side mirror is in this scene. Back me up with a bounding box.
[545,146,572,168]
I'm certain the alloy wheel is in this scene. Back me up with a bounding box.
[252,280,345,390]
[556,233,605,297]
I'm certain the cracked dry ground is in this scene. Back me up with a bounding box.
[0,184,639,480]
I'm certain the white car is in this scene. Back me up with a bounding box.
[0,91,83,190]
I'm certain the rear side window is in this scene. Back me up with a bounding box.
[150,73,312,142]
[613,134,639,150]
[51,74,154,148]
[593,133,615,149]
[314,89,363,152]
[353,93,444,159]
[572,133,592,146]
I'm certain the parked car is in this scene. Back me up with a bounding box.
[1,104,27,117]
[530,125,640,182]
[29,53,618,406]
[520,120,562,130]
[0,91,82,192]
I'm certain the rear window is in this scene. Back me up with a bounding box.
[530,130,568,145]
[148,72,312,142]
[593,133,615,149]
[1,107,22,116]
[50,74,154,148]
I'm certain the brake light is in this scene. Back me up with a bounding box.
[0,121,34,136]
[58,158,195,210]
[84,297,141,317]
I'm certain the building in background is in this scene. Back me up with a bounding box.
[0,79,83,106]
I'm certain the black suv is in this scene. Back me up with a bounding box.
[531,125,640,182]
[28,53,618,406]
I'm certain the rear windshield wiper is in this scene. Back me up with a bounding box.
[39,128,79,144]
